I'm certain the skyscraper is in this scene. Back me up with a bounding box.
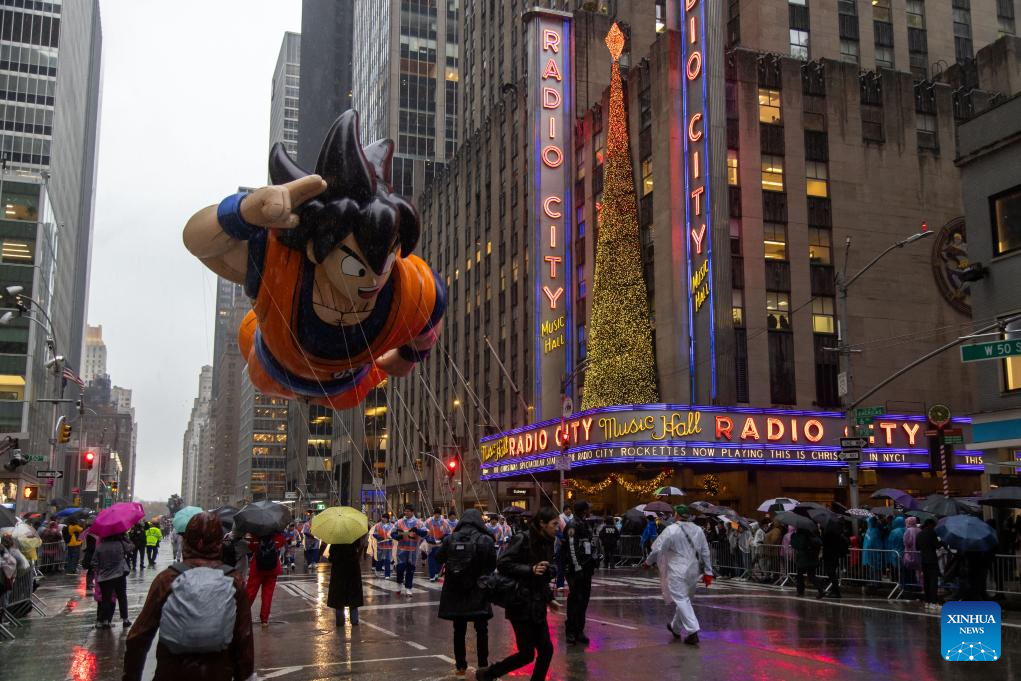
[297,0,354,169]
[270,32,301,159]
[83,324,106,383]
[0,1,102,509]
[209,275,248,507]
[351,0,461,198]
[181,365,213,507]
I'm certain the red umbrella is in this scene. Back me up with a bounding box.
[89,502,145,538]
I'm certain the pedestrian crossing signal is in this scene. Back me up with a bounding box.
[446,458,458,478]
[23,484,37,500]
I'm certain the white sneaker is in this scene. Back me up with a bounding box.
[405,588,413,596]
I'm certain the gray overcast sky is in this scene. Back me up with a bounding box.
[91,1,301,501]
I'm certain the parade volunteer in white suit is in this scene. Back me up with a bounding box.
[644,504,713,647]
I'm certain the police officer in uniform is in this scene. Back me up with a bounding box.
[565,500,599,645]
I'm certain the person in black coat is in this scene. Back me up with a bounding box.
[436,509,497,675]
[327,534,366,627]
[916,518,941,608]
[817,519,849,598]
[472,507,559,681]
[598,519,619,569]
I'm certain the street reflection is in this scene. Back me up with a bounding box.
[67,645,97,681]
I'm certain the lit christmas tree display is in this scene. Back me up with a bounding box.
[581,23,659,410]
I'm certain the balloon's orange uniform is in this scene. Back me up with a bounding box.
[237,231,443,410]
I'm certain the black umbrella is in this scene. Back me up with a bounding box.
[210,505,239,530]
[869,506,898,518]
[643,500,674,513]
[774,511,818,532]
[977,486,1021,509]
[501,506,525,515]
[793,502,837,524]
[921,494,979,517]
[0,505,17,527]
[49,497,72,510]
[871,488,920,510]
[621,508,646,534]
[235,500,292,536]
[689,500,726,516]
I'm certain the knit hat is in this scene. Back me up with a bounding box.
[673,504,690,518]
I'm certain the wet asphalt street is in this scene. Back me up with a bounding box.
[2,544,1019,681]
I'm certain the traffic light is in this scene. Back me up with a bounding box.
[23,485,37,500]
[414,458,424,473]
[58,422,72,443]
[83,450,96,470]
[446,458,458,478]
[110,481,118,494]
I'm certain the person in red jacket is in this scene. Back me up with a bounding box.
[246,532,285,627]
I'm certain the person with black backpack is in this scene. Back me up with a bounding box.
[245,531,285,627]
[470,506,560,681]
[436,508,497,676]
[123,512,254,681]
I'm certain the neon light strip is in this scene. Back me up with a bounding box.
[699,0,717,400]
[532,24,543,418]
[563,16,574,403]
[680,0,696,402]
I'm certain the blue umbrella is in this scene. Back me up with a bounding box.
[172,506,204,534]
[936,515,998,553]
[54,507,85,518]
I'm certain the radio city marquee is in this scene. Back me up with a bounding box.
[527,8,574,420]
[479,405,982,479]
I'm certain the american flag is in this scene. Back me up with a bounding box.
[61,365,84,387]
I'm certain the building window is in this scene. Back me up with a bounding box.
[732,289,744,327]
[730,218,742,255]
[758,88,782,124]
[727,149,739,186]
[761,155,785,192]
[874,44,894,68]
[917,112,938,150]
[790,29,809,60]
[641,157,653,196]
[1006,318,1021,391]
[841,39,860,64]
[992,185,1021,256]
[872,0,891,22]
[907,0,925,28]
[954,1,973,63]
[1,239,34,264]
[806,161,829,197]
[812,297,836,334]
[767,291,791,330]
[594,128,606,166]
[998,0,1016,36]
[808,227,831,264]
[764,222,788,260]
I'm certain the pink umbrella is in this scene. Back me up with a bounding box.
[89,502,145,538]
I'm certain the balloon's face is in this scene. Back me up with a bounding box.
[317,233,399,309]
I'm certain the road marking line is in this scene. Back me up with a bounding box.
[259,655,450,678]
[358,619,400,637]
[584,616,639,630]
[406,641,428,650]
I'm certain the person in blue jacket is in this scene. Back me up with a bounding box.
[640,516,659,556]
[886,516,906,570]
[862,517,884,580]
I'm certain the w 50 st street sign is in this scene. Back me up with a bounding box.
[960,340,1021,363]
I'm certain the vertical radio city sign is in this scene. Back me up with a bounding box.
[527,9,573,420]
[681,0,720,402]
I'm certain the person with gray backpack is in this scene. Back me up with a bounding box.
[123,512,254,681]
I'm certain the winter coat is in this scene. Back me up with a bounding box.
[763,522,784,545]
[862,518,884,568]
[326,537,365,610]
[821,520,849,565]
[145,527,162,547]
[436,509,497,621]
[790,529,822,571]
[647,521,712,605]
[916,526,941,566]
[598,523,620,549]
[886,516,906,567]
[640,520,658,546]
[95,537,131,583]
[902,517,922,570]
[497,529,555,623]
[129,525,147,550]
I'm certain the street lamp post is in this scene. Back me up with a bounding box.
[835,230,932,510]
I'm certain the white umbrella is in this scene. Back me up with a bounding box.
[654,486,685,497]
[757,497,799,512]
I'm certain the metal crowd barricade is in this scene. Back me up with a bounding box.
[37,541,66,573]
[988,553,1021,597]
[615,535,644,567]
[747,544,793,586]
[710,542,751,579]
[0,568,47,640]
[827,548,903,599]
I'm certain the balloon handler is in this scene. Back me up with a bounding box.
[184,111,445,410]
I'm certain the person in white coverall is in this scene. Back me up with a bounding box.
[645,504,713,646]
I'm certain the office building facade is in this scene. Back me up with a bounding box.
[270,32,301,159]
[181,365,213,507]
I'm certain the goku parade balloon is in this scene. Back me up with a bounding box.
[183,111,445,410]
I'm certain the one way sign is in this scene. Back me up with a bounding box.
[35,470,62,479]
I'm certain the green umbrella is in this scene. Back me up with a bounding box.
[172,506,203,533]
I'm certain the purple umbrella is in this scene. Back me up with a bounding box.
[89,502,145,539]
[870,488,919,510]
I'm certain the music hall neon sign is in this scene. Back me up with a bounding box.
[682,0,717,400]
